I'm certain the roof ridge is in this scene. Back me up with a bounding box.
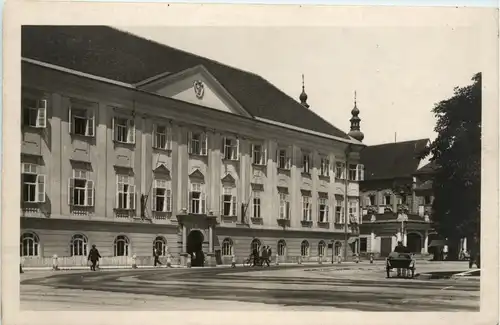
[368,138,429,147]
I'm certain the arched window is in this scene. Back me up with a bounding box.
[20,232,40,257]
[70,234,88,256]
[318,240,326,256]
[153,236,167,256]
[301,240,310,257]
[277,239,286,256]
[222,238,233,256]
[114,235,130,257]
[334,241,342,256]
[250,238,261,252]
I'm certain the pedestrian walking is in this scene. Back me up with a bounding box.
[267,246,272,266]
[153,247,162,267]
[88,244,101,271]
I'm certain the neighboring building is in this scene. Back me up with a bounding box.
[20,26,366,267]
[358,139,435,257]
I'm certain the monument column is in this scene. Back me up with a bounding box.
[423,230,429,254]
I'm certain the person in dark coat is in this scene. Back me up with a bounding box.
[153,247,162,267]
[252,248,259,267]
[261,246,269,267]
[394,241,406,253]
[88,244,101,271]
[267,246,272,265]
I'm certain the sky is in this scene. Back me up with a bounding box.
[121,25,482,146]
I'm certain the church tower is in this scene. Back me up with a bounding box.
[348,91,364,142]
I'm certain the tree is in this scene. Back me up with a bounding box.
[420,73,481,259]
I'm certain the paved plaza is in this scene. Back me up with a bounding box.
[20,261,479,311]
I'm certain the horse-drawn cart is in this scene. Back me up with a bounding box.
[386,252,416,278]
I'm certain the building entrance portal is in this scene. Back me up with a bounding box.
[187,230,205,267]
[407,233,422,253]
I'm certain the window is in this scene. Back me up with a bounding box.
[116,175,136,210]
[334,242,342,256]
[114,235,130,256]
[302,195,312,221]
[222,238,233,256]
[188,131,208,156]
[349,200,358,220]
[277,148,291,169]
[251,143,267,165]
[356,164,365,181]
[277,240,286,256]
[335,162,345,179]
[348,164,357,181]
[318,241,326,256]
[70,234,88,256]
[152,179,172,212]
[384,194,392,205]
[279,193,291,220]
[360,237,367,253]
[252,191,261,219]
[320,157,330,177]
[318,198,329,222]
[113,117,135,144]
[301,240,310,257]
[250,238,261,252]
[68,169,94,207]
[369,195,376,206]
[222,137,239,160]
[302,153,311,174]
[69,105,95,137]
[21,163,46,203]
[153,236,167,256]
[22,97,47,128]
[189,183,206,214]
[20,232,40,257]
[424,196,432,205]
[335,198,345,223]
[153,124,172,150]
[221,187,237,216]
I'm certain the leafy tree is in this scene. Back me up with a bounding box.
[420,73,481,259]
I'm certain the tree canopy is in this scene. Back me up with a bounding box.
[420,72,481,244]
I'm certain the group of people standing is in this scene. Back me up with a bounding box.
[252,245,272,267]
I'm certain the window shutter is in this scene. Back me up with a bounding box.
[129,185,136,210]
[127,119,135,143]
[325,205,329,221]
[112,117,116,141]
[115,176,120,209]
[36,99,47,128]
[87,110,95,137]
[236,138,240,160]
[201,133,208,155]
[220,194,224,216]
[36,174,46,203]
[250,144,255,163]
[286,201,291,219]
[276,149,279,166]
[231,196,237,216]
[201,192,206,214]
[86,180,94,206]
[68,177,75,206]
[263,146,267,165]
[221,137,226,157]
[166,127,172,150]
[152,124,157,148]
[166,189,172,212]
[68,105,73,133]
[187,131,193,154]
[188,191,193,213]
[152,180,158,211]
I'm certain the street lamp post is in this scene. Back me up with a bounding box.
[343,145,351,261]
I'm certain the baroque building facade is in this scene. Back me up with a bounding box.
[20,26,366,267]
[357,139,436,257]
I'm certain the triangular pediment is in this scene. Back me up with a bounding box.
[136,65,252,118]
[189,168,205,180]
[221,173,236,184]
[153,163,171,176]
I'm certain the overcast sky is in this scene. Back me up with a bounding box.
[121,25,481,145]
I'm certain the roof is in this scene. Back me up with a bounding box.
[22,26,351,140]
[360,139,429,181]
[414,179,433,191]
[414,161,439,175]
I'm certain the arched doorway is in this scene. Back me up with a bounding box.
[407,232,422,253]
[334,242,342,256]
[187,230,205,267]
